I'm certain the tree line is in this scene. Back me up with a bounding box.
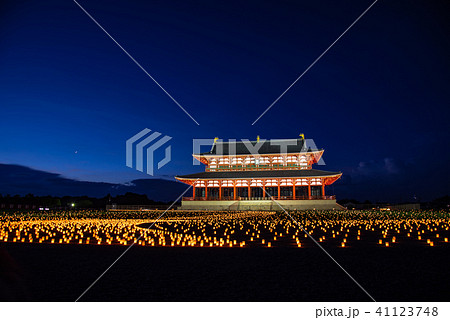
[0,192,171,209]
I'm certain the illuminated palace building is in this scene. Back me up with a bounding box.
[175,137,343,210]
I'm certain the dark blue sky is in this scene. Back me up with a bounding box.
[1,0,449,202]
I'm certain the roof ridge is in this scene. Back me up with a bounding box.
[215,138,301,143]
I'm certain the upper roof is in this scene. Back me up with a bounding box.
[199,138,321,156]
[175,169,340,180]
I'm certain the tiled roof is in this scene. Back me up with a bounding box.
[199,138,321,156]
[176,169,340,180]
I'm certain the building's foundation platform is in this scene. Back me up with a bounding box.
[180,199,343,211]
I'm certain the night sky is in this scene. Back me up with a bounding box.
[1,0,449,202]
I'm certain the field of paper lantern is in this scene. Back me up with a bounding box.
[0,210,449,248]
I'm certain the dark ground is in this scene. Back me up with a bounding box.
[0,243,448,302]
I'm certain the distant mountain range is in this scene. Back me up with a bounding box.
[0,164,187,202]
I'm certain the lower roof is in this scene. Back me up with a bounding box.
[175,169,341,180]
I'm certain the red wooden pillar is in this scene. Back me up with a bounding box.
[277,179,281,200]
[322,181,325,199]
[205,184,208,199]
[263,182,266,199]
[219,185,222,200]
[193,186,196,199]
[233,184,236,200]
[247,184,251,199]
[307,179,311,199]
[292,183,296,200]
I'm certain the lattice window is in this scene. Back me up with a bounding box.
[231,157,243,165]
[207,180,220,187]
[299,155,307,164]
[250,179,263,187]
[299,155,308,169]
[272,156,283,163]
[218,157,230,165]
[244,157,256,164]
[280,179,293,186]
[259,157,270,164]
[286,156,297,163]
[235,179,249,187]
[294,178,309,186]
[208,158,217,169]
[310,178,322,185]
[222,180,234,187]
[194,181,206,187]
[265,179,278,187]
